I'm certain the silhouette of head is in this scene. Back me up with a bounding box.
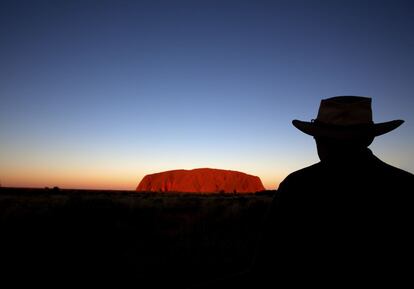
[314,136,374,162]
[291,96,404,161]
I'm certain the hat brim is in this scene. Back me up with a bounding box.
[292,119,404,139]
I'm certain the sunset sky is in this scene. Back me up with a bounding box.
[1,0,413,190]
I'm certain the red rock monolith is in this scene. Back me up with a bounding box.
[136,168,265,193]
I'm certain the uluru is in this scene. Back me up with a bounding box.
[136,168,265,193]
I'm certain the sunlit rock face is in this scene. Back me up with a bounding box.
[136,168,265,193]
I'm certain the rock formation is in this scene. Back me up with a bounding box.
[136,168,265,193]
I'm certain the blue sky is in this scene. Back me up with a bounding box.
[1,0,413,189]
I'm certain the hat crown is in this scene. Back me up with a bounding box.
[316,96,373,126]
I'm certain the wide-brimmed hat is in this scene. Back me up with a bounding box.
[292,96,404,139]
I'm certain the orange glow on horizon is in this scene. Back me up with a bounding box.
[1,173,282,191]
[1,161,286,191]
[1,182,280,191]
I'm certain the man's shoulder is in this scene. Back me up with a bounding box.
[372,155,414,180]
[285,162,323,179]
[278,162,323,189]
[277,156,414,191]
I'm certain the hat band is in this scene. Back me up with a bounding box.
[312,119,374,130]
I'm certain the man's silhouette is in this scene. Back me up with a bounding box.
[193,96,413,288]
[250,96,413,286]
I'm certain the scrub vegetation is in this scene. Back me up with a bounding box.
[0,187,274,287]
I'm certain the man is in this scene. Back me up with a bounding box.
[251,96,413,286]
[194,96,412,288]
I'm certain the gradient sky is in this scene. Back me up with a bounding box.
[1,0,413,190]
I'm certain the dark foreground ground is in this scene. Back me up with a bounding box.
[0,187,274,288]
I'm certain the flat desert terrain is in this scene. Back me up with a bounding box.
[0,187,274,287]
